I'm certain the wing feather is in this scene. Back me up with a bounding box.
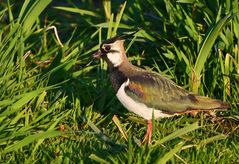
[124,72,195,113]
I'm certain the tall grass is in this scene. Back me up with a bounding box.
[0,0,239,163]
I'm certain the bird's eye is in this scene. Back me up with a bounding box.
[104,45,111,51]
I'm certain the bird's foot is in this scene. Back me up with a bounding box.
[142,120,152,145]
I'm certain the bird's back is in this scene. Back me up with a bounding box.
[117,65,230,114]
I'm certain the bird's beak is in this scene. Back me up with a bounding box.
[92,50,102,59]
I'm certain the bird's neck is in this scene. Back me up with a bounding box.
[109,57,134,92]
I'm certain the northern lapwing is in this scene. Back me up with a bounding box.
[93,33,230,144]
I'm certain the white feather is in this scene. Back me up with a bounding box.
[105,42,123,67]
[107,51,123,67]
[116,79,176,120]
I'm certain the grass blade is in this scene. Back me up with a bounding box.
[54,6,100,17]
[156,141,185,164]
[153,122,199,147]
[112,115,128,141]
[192,12,234,92]
[89,154,110,164]
[4,130,63,153]
[197,134,227,149]
[21,0,52,33]
[112,1,127,37]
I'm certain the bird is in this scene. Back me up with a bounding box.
[93,33,230,144]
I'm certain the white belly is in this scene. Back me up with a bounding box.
[116,79,175,120]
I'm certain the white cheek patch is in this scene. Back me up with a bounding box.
[107,52,123,67]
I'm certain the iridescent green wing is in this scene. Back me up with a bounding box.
[125,72,197,113]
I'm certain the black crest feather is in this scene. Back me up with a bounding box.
[102,30,139,45]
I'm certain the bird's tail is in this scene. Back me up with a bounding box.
[193,95,230,110]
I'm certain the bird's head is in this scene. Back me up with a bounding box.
[93,31,138,67]
[93,36,126,67]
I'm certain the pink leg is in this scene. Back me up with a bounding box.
[142,120,152,144]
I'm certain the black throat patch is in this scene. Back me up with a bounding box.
[109,67,127,92]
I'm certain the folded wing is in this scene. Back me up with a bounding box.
[125,72,229,114]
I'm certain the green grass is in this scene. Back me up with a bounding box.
[0,0,239,163]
